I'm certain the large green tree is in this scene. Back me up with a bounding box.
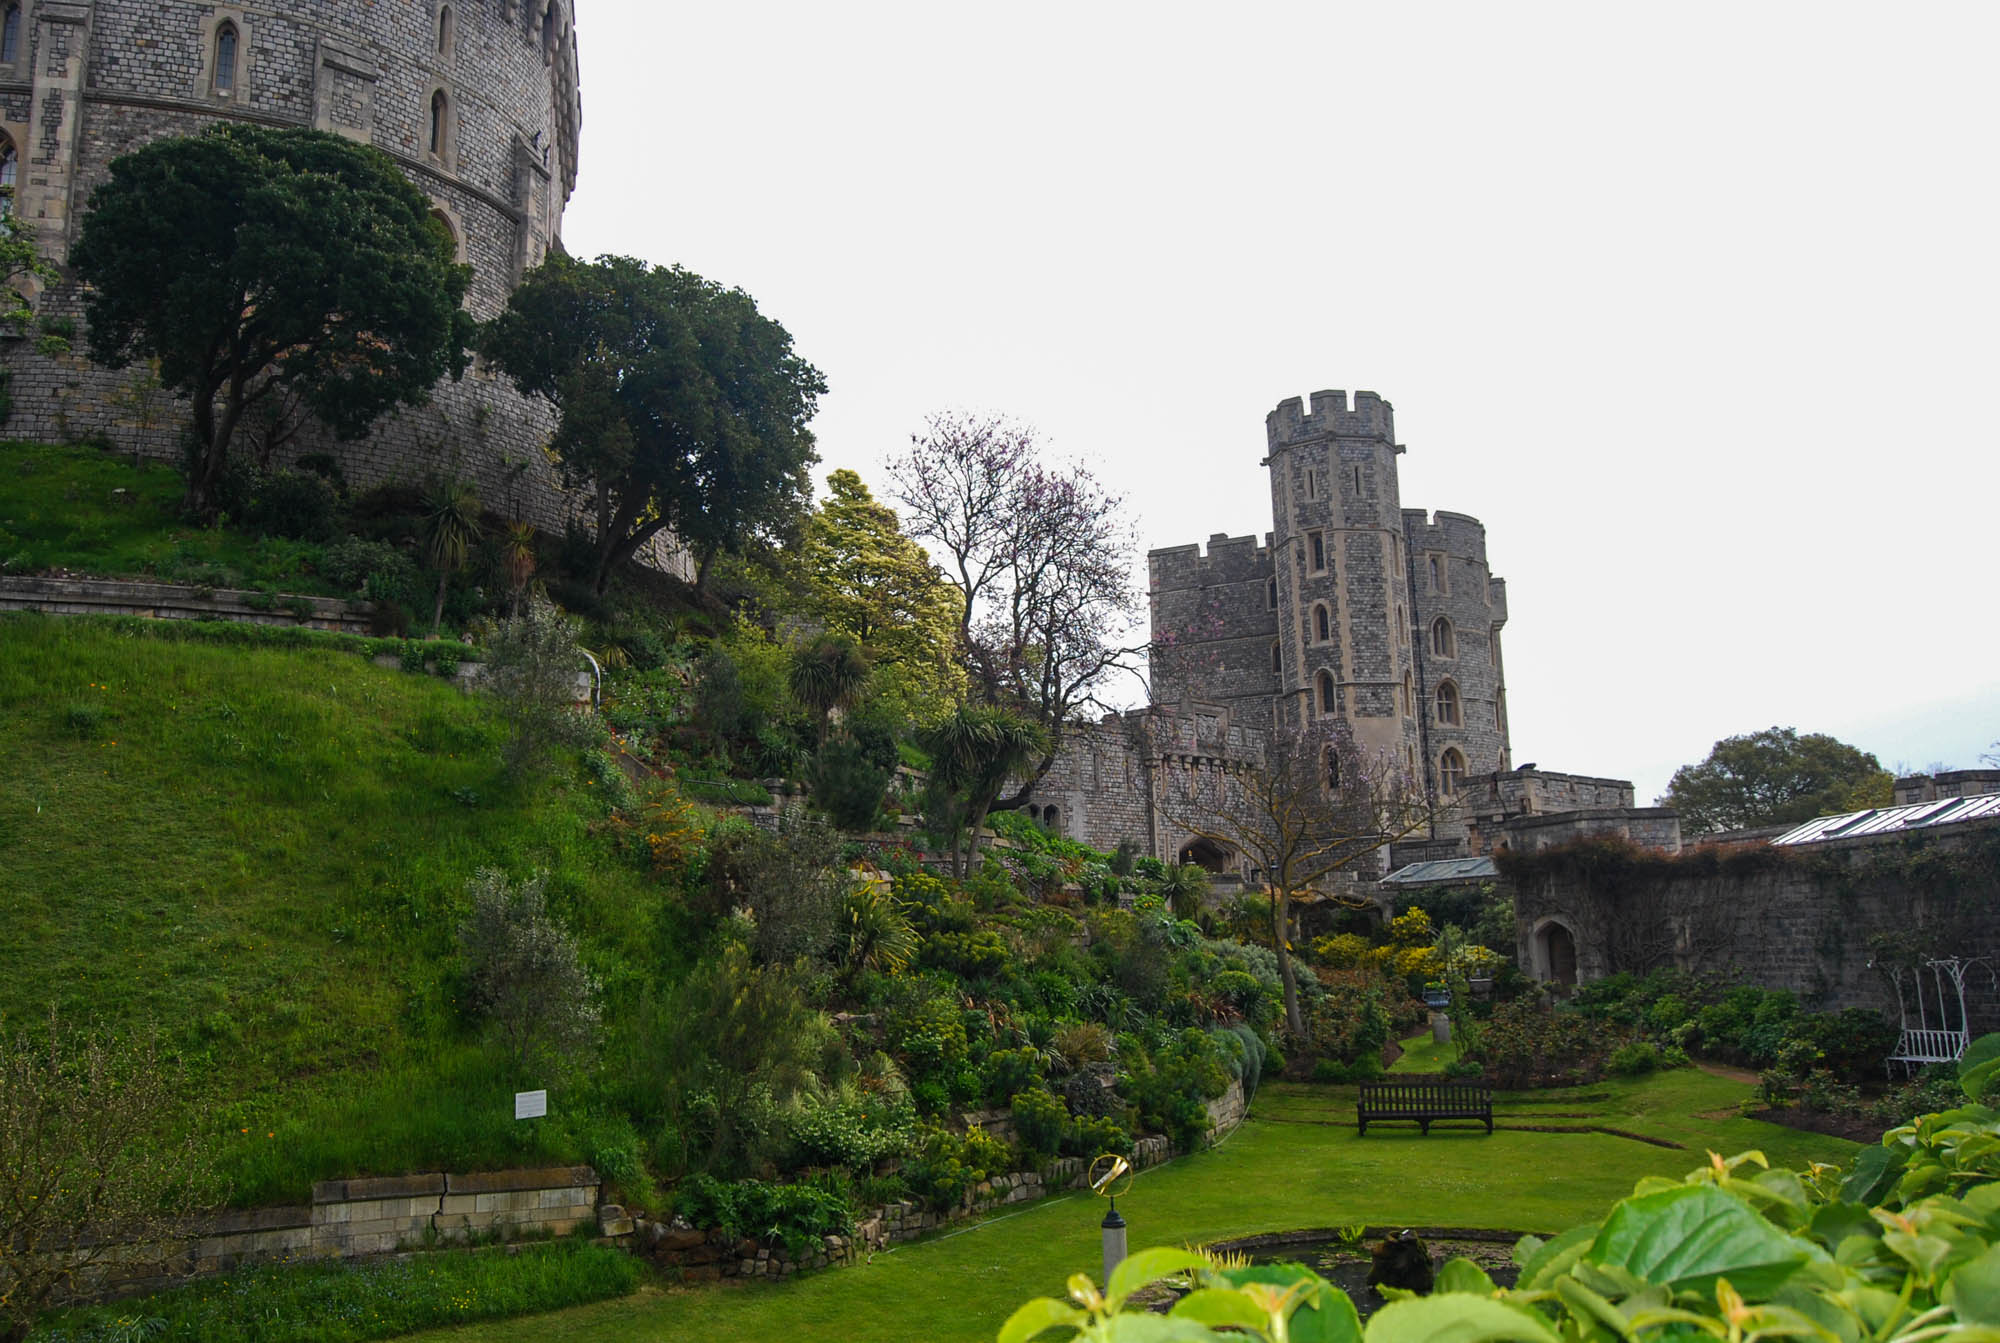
[71,124,473,519]
[482,253,826,593]
[1663,726,1892,832]
[797,468,963,704]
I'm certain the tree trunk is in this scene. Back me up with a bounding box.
[431,568,449,636]
[1274,889,1304,1038]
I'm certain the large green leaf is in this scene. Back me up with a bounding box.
[998,1296,1085,1343]
[1839,1145,1905,1207]
[1169,1288,1272,1333]
[1587,1184,1820,1296]
[1946,1242,2000,1325]
[1362,1295,1561,1343]
[1960,1033,2000,1098]
[1803,1202,1879,1251]
[1517,1222,1599,1290]
[1205,1264,1362,1343]
[1435,1258,1499,1295]
[1108,1247,1211,1305]
[1092,1316,1228,1343]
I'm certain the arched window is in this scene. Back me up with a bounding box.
[1439,748,1466,796]
[1428,555,1442,592]
[1270,641,1281,675]
[215,22,239,93]
[1265,577,1277,610]
[429,89,449,156]
[1309,531,1326,572]
[1430,616,1454,658]
[1402,671,1413,717]
[1313,604,1330,643]
[1,6,20,65]
[1316,670,1336,715]
[1324,748,1340,789]
[1434,680,1461,727]
[438,5,455,56]
[0,138,16,217]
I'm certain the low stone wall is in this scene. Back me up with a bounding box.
[87,1166,600,1297]
[0,575,375,633]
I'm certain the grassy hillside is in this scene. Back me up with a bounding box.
[0,613,659,1204]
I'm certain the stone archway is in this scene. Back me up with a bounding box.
[1179,837,1228,874]
[1532,918,1578,988]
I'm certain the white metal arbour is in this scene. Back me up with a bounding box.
[1880,957,1990,1076]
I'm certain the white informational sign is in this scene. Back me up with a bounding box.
[514,1089,548,1121]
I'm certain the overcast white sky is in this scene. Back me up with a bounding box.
[562,1,1999,803]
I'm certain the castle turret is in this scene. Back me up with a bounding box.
[1404,508,1511,803]
[1263,390,1415,766]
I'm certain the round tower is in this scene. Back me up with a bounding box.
[1263,389,1419,769]
[0,1,659,562]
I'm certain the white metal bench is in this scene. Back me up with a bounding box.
[1888,1027,1968,1074]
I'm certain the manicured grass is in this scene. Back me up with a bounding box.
[398,1071,1856,1343]
[0,440,346,594]
[1387,1028,1463,1073]
[0,613,660,1205]
[34,1239,641,1343]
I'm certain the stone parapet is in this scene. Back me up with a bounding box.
[0,574,376,633]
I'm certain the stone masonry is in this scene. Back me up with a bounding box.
[1045,389,1514,870]
[0,1,688,574]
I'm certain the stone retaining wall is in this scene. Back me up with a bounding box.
[90,1166,599,1297]
[0,574,376,633]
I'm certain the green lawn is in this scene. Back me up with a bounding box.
[1387,1028,1463,1073]
[0,440,347,594]
[0,613,659,1205]
[400,1070,1855,1343]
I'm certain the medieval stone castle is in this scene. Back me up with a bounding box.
[1024,388,1632,881]
[0,0,684,564]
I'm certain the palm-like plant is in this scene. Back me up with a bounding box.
[920,704,1048,877]
[1156,862,1212,923]
[501,521,537,615]
[842,876,917,986]
[789,635,870,745]
[421,475,482,635]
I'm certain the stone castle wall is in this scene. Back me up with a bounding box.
[0,2,690,572]
[1507,817,2000,1023]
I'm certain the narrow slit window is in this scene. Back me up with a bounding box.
[1265,577,1277,610]
[1428,555,1441,592]
[1314,604,1330,643]
[1270,642,1281,675]
[2,6,20,65]
[439,5,455,56]
[1317,671,1336,715]
[1353,464,1361,494]
[1309,531,1325,573]
[430,90,448,156]
[215,23,239,92]
[1305,468,1316,500]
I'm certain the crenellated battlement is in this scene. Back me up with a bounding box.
[1148,532,1276,591]
[1266,389,1396,449]
[1401,508,1490,560]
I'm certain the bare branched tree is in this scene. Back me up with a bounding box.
[1153,717,1439,1037]
[887,411,1140,806]
[0,1015,213,1342]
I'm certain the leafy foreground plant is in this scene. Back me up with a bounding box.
[998,1033,2000,1342]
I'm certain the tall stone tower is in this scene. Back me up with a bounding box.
[1147,388,1509,805]
[0,0,654,559]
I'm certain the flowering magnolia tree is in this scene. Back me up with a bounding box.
[886,411,1140,806]
[1153,718,1439,1037]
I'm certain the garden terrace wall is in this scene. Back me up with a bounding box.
[83,1166,600,1297]
[0,574,376,633]
[1504,818,2000,1023]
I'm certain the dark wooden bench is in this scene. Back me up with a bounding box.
[1356,1081,1493,1135]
